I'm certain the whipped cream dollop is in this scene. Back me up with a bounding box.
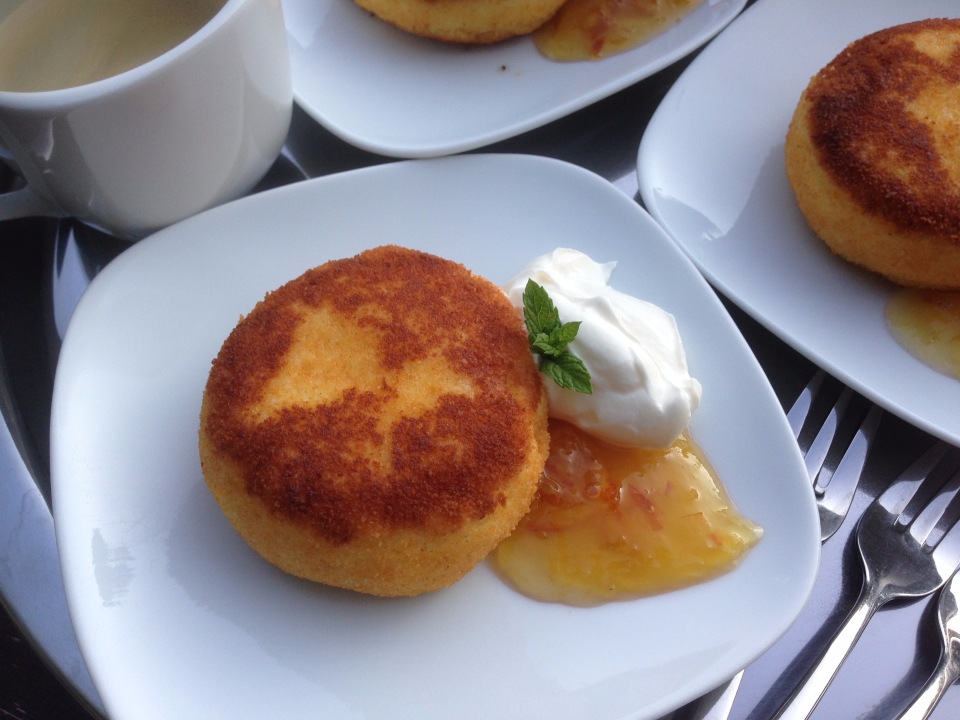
[504,248,701,449]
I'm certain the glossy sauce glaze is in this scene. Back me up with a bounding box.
[886,289,960,380]
[493,420,762,606]
[534,0,703,61]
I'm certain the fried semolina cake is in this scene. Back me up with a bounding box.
[354,0,568,45]
[199,245,549,597]
[785,18,960,289]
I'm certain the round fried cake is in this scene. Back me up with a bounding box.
[354,0,568,45]
[785,18,960,289]
[199,245,549,596]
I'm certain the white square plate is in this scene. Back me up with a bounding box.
[52,155,818,720]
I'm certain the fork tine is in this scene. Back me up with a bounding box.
[786,369,880,542]
[787,369,839,478]
[878,441,960,577]
[878,441,954,517]
[932,497,960,578]
[931,468,960,540]
[786,369,875,486]
[906,442,960,527]
[787,368,826,440]
[912,463,960,547]
[815,403,882,542]
[930,479,960,577]
[811,396,878,491]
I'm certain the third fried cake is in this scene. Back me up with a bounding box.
[785,19,960,289]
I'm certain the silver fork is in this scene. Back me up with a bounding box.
[771,440,960,719]
[895,567,960,719]
[674,370,879,720]
[787,369,883,542]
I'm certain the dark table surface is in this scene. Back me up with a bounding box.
[3,1,960,718]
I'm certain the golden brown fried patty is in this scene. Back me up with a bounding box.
[785,19,960,289]
[355,0,568,44]
[199,245,549,597]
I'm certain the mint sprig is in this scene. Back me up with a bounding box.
[522,279,592,394]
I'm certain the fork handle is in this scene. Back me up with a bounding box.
[895,650,960,720]
[772,586,881,719]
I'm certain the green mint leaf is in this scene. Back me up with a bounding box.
[539,352,593,394]
[522,279,559,340]
[550,320,581,351]
[530,332,562,356]
[521,280,592,394]
[531,321,581,356]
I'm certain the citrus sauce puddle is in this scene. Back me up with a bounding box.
[493,420,763,606]
[533,0,704,61]
[886,289,960,380]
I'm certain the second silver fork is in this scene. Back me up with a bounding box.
[771,440,960,719]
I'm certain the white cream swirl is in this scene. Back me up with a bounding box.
[504,248,701,449]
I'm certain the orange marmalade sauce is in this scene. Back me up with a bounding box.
[493,420,762,606]
[886,289,960,380]
[534,0,704,62]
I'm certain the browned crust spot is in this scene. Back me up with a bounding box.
[201,245,544,545]
[802,18,960,244]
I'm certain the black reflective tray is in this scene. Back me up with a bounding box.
[3,6,959,717]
